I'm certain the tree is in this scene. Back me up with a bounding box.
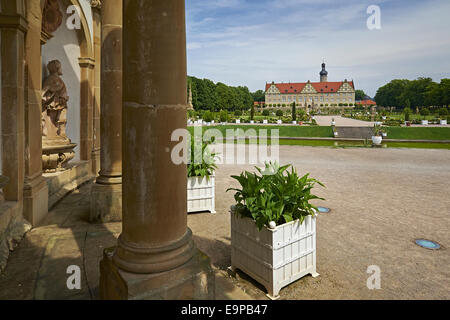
[262,109,270,116]
[375,79,409,108]
[420,108,430,116]
[355,90,367,101]
[203,111,214,122]
[439,108,448,117]
[404,107,411,122]
[252,90,265,102]
[219,110,228,123]
[276,110,283,117]
[292,102,297,121]
[250,104,255,120]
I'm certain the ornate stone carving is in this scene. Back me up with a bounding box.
[90,0,102,9]
[42,0,63,34]
[42,60,76,172]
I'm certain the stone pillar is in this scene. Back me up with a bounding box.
[0,4,27,202]
[23,0,49,225]
[90,0,123,223]
[78,57,95,172]
[91,1,102,176]
[100,0,214,300]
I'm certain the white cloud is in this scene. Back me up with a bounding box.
[187,0,450,96]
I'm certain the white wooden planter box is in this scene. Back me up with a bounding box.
[263,120,268,124]
[372,136,382,145]
[230,210,318,299]
[236,119,241,124]
[250,120,255,124]
[440,120,447,125]
[277,120,282,124]
[421,120,429,125]
[187,176,216,214]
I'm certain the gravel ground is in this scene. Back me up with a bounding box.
[1,145,448,300]
[314,115,376,127]
[189,145,450,299]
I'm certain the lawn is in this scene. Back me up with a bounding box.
[187,124,450,141]
[385,127,450,140]
[188,125,334,138]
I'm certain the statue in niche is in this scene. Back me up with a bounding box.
[42,60,69,140]
[41,60,76,172]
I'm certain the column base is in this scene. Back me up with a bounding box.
[99,247,215,300]
[90,183,122,223]
[23,176,49,226]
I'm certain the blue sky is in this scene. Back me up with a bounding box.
[186,0,450,97]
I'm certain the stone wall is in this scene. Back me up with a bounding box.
[0,202,31,272]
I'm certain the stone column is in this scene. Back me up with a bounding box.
[90,0,123,223]
[91,1,102,177]
[23,0,49,225]
[100,0,214,300]
[78,57,95,171]
[0,4,27,202]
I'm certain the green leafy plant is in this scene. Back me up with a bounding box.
[227,162,325,231]
[219,110,228,122]
[292,102,297,121]
[372,123,385,136]
[187,139,218,179]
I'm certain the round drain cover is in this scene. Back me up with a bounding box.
[415,239,440,250]
[317,206,331,213]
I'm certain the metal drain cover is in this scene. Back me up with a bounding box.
[415,239,441,250]
[317,206,331,213]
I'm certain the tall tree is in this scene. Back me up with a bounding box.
[355,89,367,101]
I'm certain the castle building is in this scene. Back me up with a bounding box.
[265,63,356,109]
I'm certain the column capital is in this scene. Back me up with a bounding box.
[78,57,96,69]
[0,13,28,33]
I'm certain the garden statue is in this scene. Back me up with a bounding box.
[41,60,76,172]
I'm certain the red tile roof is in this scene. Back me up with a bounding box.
[356,99,376,105]
[266,81,354,94]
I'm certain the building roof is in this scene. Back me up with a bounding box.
[356,99,377,106]
[265,81,354,94]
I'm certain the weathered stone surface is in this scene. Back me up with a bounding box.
[90,183,122,223]
[44,161,92,209]
[0,202,32,273]
[100,248,215,300]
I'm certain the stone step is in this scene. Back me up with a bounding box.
[335,127,373,139]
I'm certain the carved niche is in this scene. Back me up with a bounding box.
[42,0,63,34]
[41,60,77,172]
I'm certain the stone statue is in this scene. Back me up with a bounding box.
[41,60,76,172]
[42,60,69,140]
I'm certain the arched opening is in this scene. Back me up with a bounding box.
[41,0,92,162]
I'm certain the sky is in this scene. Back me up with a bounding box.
[186,0,450,97]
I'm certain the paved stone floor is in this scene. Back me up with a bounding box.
[1,145,449,300]
[314,115,376,127]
